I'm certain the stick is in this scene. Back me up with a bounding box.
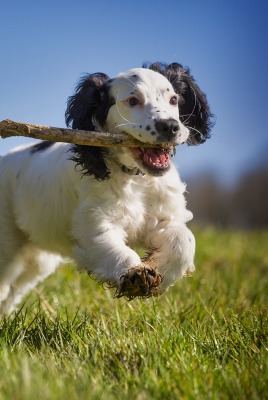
[0,119,164,148]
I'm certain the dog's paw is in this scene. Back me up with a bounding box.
[116,265,163,300]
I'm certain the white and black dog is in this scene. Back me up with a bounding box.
[0,62,213,314]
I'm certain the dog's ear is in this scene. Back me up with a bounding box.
[145,62,214,145]
[165,63,214,145]
[65,73,112,180]
[66,73,111,130]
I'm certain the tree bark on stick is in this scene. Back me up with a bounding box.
[0,119,164,148]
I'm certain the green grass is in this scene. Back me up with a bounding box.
[0,229,267,400]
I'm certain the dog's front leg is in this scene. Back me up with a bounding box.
[144,220,196,292]
[72,219,162,298]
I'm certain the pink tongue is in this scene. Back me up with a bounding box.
[143,149,169,166]
[159,153,167,164]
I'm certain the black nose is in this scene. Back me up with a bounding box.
[155,118,180,140]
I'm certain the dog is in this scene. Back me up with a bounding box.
[0,62,213,314]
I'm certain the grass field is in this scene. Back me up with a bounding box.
[0,229,267,400]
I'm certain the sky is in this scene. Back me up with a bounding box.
[1,0,267,185]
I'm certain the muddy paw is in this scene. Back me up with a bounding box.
[116,265,162,300]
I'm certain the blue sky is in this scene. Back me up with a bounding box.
[1,0,267,184]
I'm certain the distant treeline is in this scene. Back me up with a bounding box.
[186,165,268,229]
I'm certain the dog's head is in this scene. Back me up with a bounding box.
[66,63,213,180]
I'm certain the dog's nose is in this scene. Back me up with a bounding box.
[155,118,180,140]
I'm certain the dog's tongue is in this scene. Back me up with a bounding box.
[143,148,170,167]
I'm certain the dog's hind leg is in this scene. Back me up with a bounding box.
[0,246,63,315]
[0,221,28,308]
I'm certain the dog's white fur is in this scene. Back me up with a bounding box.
[0,67,205,314]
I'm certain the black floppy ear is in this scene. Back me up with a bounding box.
[165,63,214,144]
[65,73,112,180]
[145,62,214,145]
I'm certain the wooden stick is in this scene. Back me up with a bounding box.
[0,119,163,148]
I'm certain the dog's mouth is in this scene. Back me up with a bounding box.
[132,147,175,175]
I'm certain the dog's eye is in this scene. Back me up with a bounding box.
[169,96,178,106]
[128,97,140,107]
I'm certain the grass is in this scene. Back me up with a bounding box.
[0,229,267,400]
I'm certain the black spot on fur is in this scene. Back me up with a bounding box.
[30,141,54,153]
[146,125,151,131]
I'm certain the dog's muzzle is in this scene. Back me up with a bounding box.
[131,146,176,176]
[155,118,180,142]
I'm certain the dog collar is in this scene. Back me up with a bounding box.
[121,165,145,176]
[92,124,145,177]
